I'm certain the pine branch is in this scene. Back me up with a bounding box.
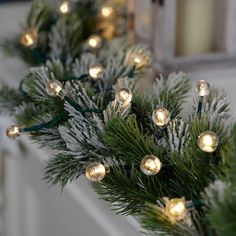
[0,82,25,114]
[140,203,202,236]
[44,155,85,189]
[103,116,164,166]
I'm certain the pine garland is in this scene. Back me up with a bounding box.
[1,1,236,235]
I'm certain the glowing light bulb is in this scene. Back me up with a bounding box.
[197,131,219,153]
[116,88,132,106]
[46,80,63,97]
[87,35,102,49]
[6,125,21,139]
[152,107,170,127]
[140,155,162,176]
[100,6,114,18]
[85,162,109,182]
[59,1,70,14]
[21,33,34,47]
[134,56,142,65]
[166,198,186,220]
[89,64,104,79]
[197,80,210,97]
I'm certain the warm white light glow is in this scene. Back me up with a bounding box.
[89,64,104,79]
[59,1,69,14]
[116,88,132,106]
[152,107,170,127]
[197,131,219,153]
[101,6,114,18]
[166,198,186,220]
[140,155,162,176]
[46,81,63,97]
[86,162,107,182]
[197,80,210,96]
[21,33,34,47]
[87,35,102,49]
[6,125,21,139]
[133,56,142,65]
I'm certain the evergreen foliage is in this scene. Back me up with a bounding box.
[0,1,236,235]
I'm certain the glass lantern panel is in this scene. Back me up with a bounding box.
[175,0,228,56]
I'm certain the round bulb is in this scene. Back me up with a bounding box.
[152,107,170,127]
[87,35,102,49]
[140,155,162,176]
[6,125,21,139]
[134,56,142,65]
[59,1,69,14]
[21,33,34,47]
[197,80,210,96]
[85,162,107,182]
[116,88,132,106]
[46,80,63,97]
[89,64,104,79]
[101,6,114,18]
[166,198,186,220]
[197,131,219,153]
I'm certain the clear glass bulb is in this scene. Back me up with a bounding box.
[152,107,170,127]
[166,198,186,220]
[197,80,210,96]
[116,88,132,106]
[133,56,142,65]
[85,162,107,182]
[46,80,63,97]
[6,125,21,139]
[197,131,219,153]
[87,35,102,49]
[89,64,104,79]
[59,1,70,14]
[100,6,114,18]
[140,155,162,176]
[21,33,34,47]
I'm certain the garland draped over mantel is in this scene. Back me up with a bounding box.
[0,1,236,235]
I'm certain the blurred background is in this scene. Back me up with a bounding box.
[0,0,236,236]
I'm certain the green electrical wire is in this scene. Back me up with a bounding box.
[127,65,136,78]
[21,111,69,132]
[197,96,204,116]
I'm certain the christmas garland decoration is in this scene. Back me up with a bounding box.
[1,1,236,235]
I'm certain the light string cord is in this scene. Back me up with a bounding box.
[21,111,69,132]
[19,73,89,97]
[18,74,102,133]
[197,96,204,116]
